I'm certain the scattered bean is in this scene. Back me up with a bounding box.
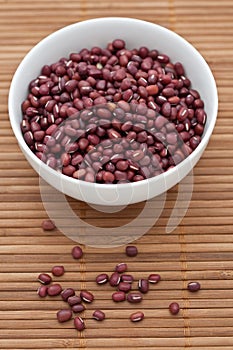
[80,290,94,303]
[115,263,128,273]
[109,272,121,287]
[187,281,201,292]
[148,274,161,284]
[127,292,143,303]
[47,283,62,296]
[169,302,180,315]
[37,285,48,297]
[112,291,126,302]
[38,273,52,285]
[71,246,83,259]
[125,245,138,257]
[57,309,72,323]
[74,316,85,331]
[67,295,82,306]
[130,311,144,322]
[93,310,106,321]
[96,273,109,284]
[72,304,85,313]
[138,278,149,293]
[22,40,206,185]
[61,288,75,301]
[51,265,65,277]
[42,219,56,231]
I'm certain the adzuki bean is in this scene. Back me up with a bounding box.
[125,245,138,257]
[51,265,65,277]
[74,316,85,331]
[47,283,62,296]
[169,302,180,315]
[21,40,207,184]
[187,281,201,292]
[41,219,56,231]
[93,310,106,321]
[38,273,52,285]
[130,311,144,322]
[71,246,83,259]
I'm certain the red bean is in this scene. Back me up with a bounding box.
[169,302,180,315]
[127,292,143,303]
[112,291,126,302]
[74,316,85,331]
[125,245,138,257]
[93,310,106,321]
[109,272,121,287]
[47,283,62,296]
[130,311,144,322]
[148,274,161,284]
[138,278,149,293]
[67,295,82,306]
[115,262,128,273]
[71,246,83,259]
[80,290,94,303]
[21,40,207,185]
[61,288,75,301]
[37,285,48,297]
[51,265,65,277]
[96,273,109,285]
[72,304,85,313]
[38,273,52,285]
[187,281,201,292]
[57,309,72,323]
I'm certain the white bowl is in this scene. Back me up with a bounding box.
[8,17,218,206]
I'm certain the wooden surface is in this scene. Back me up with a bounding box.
[1,0,233,349]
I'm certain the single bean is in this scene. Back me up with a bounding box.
[72,304,85,313]
[138,278,149,293]
[125,245,138,257]
[93,310,106,321]
[71,246,83,259]
[127,292,143,303]
[96,273,109,285]
[61,288,75,301]
[109,272,121,287]
[57,309,72,323]
[169,302,180,315]
[148,274,161,284]
[67,295,82,306]
[41,219,56,231]
[38,273,52,285]
[80,290,94,303]
[37,285,48,297]
[187,281,201,292]
[130,311,144,322]
[51,265,65,277]
[118,282,131,293]
[47,283,62,296]
[121,274,134,284]
[74,316,85,331]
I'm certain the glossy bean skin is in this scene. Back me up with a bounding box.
[130,311,144,322]
[21,40,207,185]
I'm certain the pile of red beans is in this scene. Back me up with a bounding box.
[37,219,201,332]
[21,39,207,183]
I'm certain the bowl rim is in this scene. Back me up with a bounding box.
[8,17,218,191]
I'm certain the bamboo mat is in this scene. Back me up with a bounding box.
[1,0,233,349]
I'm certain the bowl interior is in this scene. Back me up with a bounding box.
[8,17,218,205]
